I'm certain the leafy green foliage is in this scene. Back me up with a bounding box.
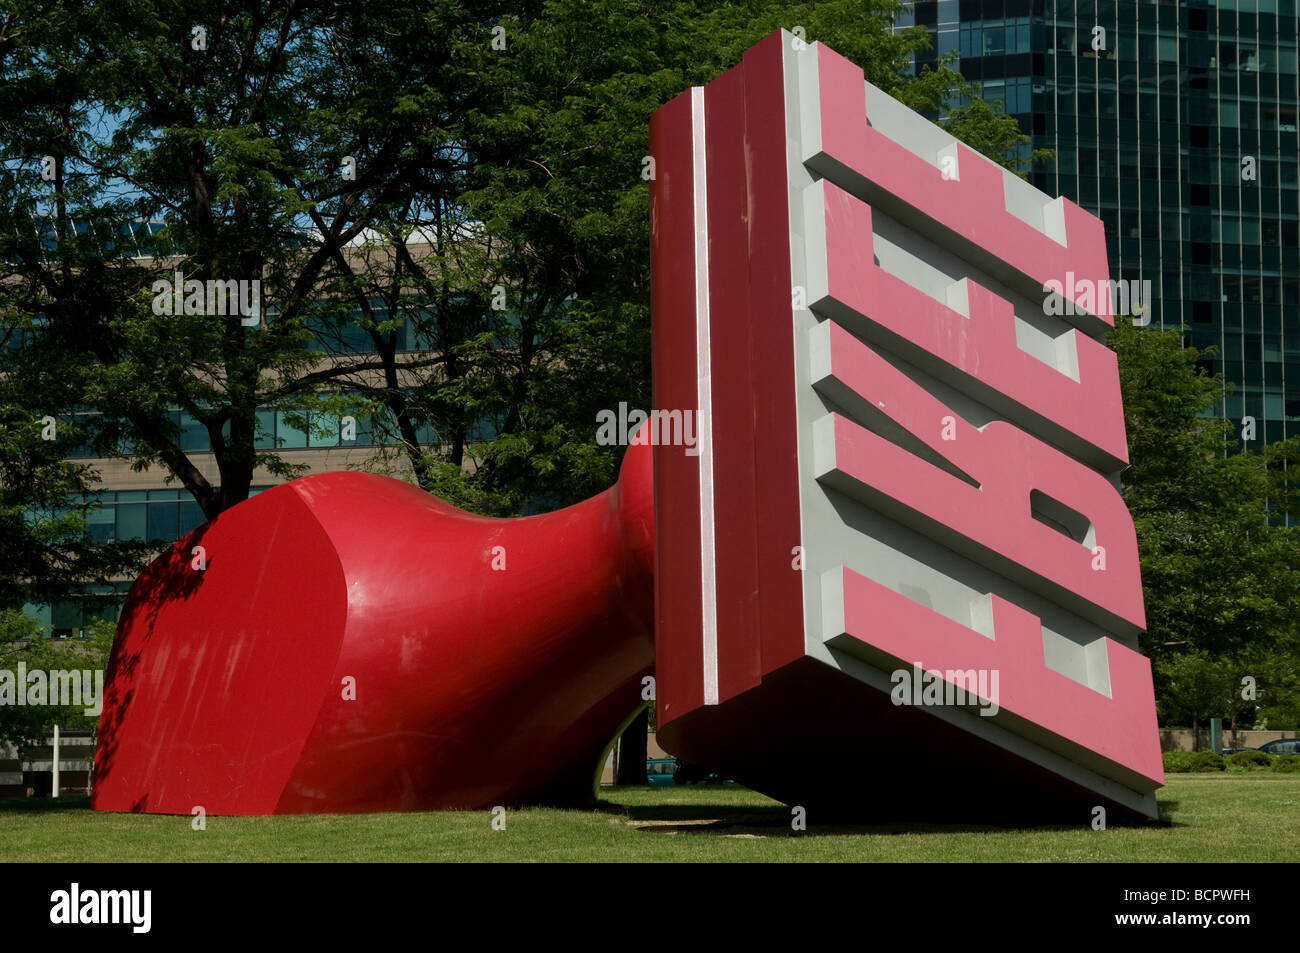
[0,0,1044,536]
[1226,749,1273,768]
[1110,320,1300,729]
[0,611,114,751]
[0,380,151,610]
[938,86,1052,176]
[1162,750,1226,773]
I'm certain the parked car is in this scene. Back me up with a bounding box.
[643,757,735,786]
[1257,738,1300,756]
[646,758,679,786]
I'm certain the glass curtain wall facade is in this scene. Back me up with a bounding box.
[903,0,1300,444]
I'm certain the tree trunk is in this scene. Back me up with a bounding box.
[615,707,649,785]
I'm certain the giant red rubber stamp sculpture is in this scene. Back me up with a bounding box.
[91,443,654,814]
[94,31,1162,820]
[651,32,1161,822]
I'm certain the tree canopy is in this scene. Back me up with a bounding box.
[0,0,1038,608]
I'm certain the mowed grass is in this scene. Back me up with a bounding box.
[0,775,1296,862]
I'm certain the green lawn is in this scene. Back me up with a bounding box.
[1,775,1296,862]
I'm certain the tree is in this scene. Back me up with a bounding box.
[941,90,1055,174]
[0,375,150,612]
[1,0,1042,537]
[614,707,649,786]
[1109,319,1300,730]
[0,609,113,754]
[1,0,488,520]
